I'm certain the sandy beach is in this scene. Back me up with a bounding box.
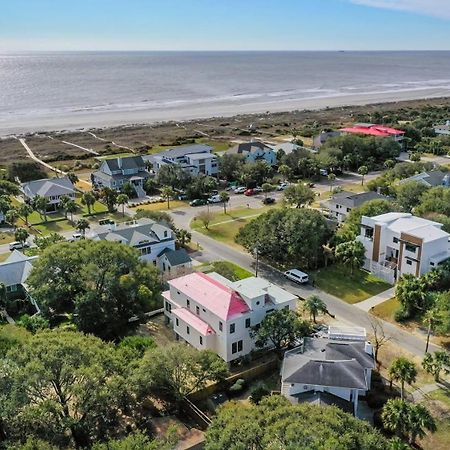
[1,87,450,137]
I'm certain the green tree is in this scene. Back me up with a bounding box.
[33,195,49,222]
[75,218,90,237]
[423,307,442,353]
[186,175,218,200]
[5,208,19,229]
[284,184,315,208]
[59,194,71,219]
[18,202,33,227]
[81,191,96,215]
[219,191,230,214]
[7,160,47,183]
[65,199,77,221]
[0,195,11,217]
[66,171,79,184]
[118,335,156,358]
[135,344,228,407]
[278,164,293,181]
[358,165,369,185]
[121,181,135,198]
[0,330,138,448]
[100,187,118,213]
[422,351,450,382]
[388,357,417,399]
[27,241,162,340]
[328,173,336,191]
[156,164,192,190]
[92,431,177,450]
[176,228,191,247]
[219,154,245,181]
[14,227,29,247]
[16,314,50,333]
[206,396,391,450]
[335,240,366,275]
[237,208,330,269]
[0,281,6,309]
[395,181,428,212]
[261,182,273,199]
[160,186,175,209]
[0,180,20,196]
[395,274,428,319]
[384,159,395,170]
[415,186,450,217]
[134,209,175,229]
[250,309,311,358]
[116,193,129,217]
[34,232,65,251]
[304,295,328,323]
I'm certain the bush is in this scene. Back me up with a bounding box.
[249,385,270,404]
[228,378,246,396]
[394,307,410,323]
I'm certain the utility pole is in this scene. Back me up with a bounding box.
[254,244,260,277]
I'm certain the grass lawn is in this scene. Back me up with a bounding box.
[0,253,11,262]
[130,200,187,211]
[86,211,127,226]
[34,219,76,235]
[97,152,135,160]
[196,138,231,153]
[27,210,66,226]
[199,260,253,281]
[0,231,15,244]
[75,196,108,216]
[313,265,392,304]
[371,297,401,321]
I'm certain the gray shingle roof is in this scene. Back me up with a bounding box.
[400,170,446,188]
[292,391,354,414]
[228,142,273,155]
[22,176,76,198]
[284,359,367,390]
[0,251,38,287]
[143,144,213,163]
[329,191,389,208]
[158,248,191,266]
[104,156,146,171]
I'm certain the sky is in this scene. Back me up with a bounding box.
[0,0,449,51]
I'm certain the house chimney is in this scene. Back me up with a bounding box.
[365,341,373,356]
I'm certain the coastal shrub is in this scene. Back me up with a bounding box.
[249,385,270,404]
[228,378,246,396]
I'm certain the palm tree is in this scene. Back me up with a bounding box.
[14,227,29,248]
[381,398,410,438]
[278,164,292,181]
[408,403,437,445]
[358,165,369,185]
[422,350,450,382]
[176,229,192,247]
[5,209,19,229]
[335,240,365,275]
[33,195,49,223]
[101,187,118,213]
[161,186,175,210]
[0,282,6,309]
[76,218,90,237]
[116,193,129,217]
[59,195,71,219]
[81,191,96,216]
[65,200,77,222]
[304,295,328,323]
[327,173,336,192]
[18,203,33,227]
[388,357,417,399]
[219,192,230,214]
[423,308,441,354]
[67,172,79,184]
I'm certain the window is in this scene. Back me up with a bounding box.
[230,323,235,334]
[187,326,190,335]
[175,318,179,326]
[232,340,243,354]
[196,306,200,315]
[199,336,203,345]
[219,321,223,332]
[405,243,417,253]
[256,301,260,306]
[187,299,190,309]
[165,302,171,313]
[245,318,251,329]
[406,260,413,266]
[430,262,435,267]
[393,237,399,244]
[364,227,374,239]
[346,207,351,212]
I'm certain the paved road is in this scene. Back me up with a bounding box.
[172,218,438,358]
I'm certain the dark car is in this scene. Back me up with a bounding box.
[262,197,275,205]
[189,198,208,207]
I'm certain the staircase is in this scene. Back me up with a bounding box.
[134,184,146,198]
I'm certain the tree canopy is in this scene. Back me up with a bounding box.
[205,395,392,450]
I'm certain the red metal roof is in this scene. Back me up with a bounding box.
[172,307,216,336]
[168,272,250,321]
[340,124,404,137]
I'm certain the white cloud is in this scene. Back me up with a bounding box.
[348,0,450,19]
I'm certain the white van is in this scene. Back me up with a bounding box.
[284,269,309,284]
[208,194,222,203]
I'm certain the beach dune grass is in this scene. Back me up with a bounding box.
[313,265,392,304]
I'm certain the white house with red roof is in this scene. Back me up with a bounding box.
[163,272,298,362]
[340,123,405,143]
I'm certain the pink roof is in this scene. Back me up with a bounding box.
[172,307,215,336]
[169,272,250,321]
[340,124,404,137]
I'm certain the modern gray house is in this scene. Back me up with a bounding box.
[22,176,76,211]
[399,170,450,188]
[281,328,374,417]
[322,191,390,223]
[92,156,150,196]
[144,144,218,177]
[226,142,277,165]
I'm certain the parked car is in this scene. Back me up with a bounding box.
[319,169,328,176]
[284,269,309,284]
[189,198,208,206]
[244,188,255,196]
[233,186,247,194]
[262,197,275,205]
[277,182,289,191]
[210,190,219,196]
[253,186,263,193]
[9,241,30,251]
[207,195,222,204]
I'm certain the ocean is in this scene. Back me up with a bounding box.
[1,51,450,134]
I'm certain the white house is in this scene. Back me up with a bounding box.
[281,327,374,417]
[22,176,76,211]
[145,144,219,177]
[88,218,191,276]
[434,121,450,136]
[357,212,450,283]
[163,272,297,362]
[227,142,277,166]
